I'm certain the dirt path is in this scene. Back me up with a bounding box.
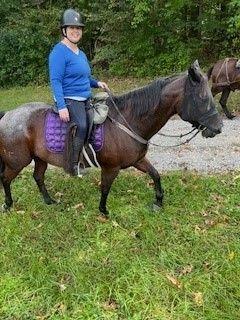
[148,117,240,173]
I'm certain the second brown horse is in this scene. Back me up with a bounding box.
[208,57,240,119]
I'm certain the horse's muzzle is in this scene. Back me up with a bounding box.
[201,125,222,138]
[196,114,223,138]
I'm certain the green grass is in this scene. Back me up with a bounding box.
[0,169,239,319]
[0,78,150,112]
[0,77,240,114]
[0,83,239,318]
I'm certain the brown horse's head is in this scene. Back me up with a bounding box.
[179,60,223,138]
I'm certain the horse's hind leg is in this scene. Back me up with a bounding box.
[99,167,120,216]
[33,157,56,205]
[219,88,235,119]
[134,157,164,209]
[1,166,21,210]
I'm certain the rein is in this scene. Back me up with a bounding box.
[106,89,201,148]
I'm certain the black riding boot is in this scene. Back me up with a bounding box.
[72,137,85,176]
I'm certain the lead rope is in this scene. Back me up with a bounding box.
[151,127,202,148]
[157,127,197,138]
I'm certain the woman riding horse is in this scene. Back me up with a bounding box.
[49,8,109,175]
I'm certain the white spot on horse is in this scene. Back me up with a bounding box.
[0,102,51,142]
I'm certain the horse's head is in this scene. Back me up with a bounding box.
[179,60,223,138]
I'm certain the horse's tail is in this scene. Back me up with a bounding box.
[207,66,214,80]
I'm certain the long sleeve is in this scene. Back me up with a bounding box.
[49,49,66,110]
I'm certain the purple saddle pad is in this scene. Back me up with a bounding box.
[45,111,68,153]
[89,124,104,152]
[45,111,104,153]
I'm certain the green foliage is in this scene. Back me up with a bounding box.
[0,7,61,87]
[0,0,240,86]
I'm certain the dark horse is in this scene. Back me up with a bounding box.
[207,57,240,119]
[0,61,222,215]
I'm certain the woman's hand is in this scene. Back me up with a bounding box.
[97,81,110,92]
[59,108,70,122]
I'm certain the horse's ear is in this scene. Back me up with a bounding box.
[188,60,202,83]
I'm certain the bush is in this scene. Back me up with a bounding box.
[0,8,60,87]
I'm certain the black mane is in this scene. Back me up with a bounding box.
[107,75,184,119]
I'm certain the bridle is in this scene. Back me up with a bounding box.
[106,89,206,148]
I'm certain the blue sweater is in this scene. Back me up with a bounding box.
[49,42,99,110]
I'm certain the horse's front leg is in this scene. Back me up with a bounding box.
[99,167,120,216]
[134,157,164,209]
[219,88,235,119]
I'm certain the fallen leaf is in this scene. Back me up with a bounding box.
[52,302,67,315]
[194,225,206,234]
[55,192,64,198]
[36,316,47,320]
[204,219,216,227]
[102,299,118,311]
[179,265,193,276]
[192,292,203,306]
[31,211,41,219]
[203,261,211,271]
[201,210,209,217]
[59,283,67,292]
[93,178,101,186]
[17,210,25,215]
[210,193,224,202]
[228,251,235,261]
[166,274,182,289]
[112,220,120,227]
[73,202,85,210]
[130,230,141,239]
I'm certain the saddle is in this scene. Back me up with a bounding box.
[44,97,108,174]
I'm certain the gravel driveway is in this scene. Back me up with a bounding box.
[148,117,240,173]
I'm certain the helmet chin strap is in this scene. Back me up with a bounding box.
[62,27,79,45]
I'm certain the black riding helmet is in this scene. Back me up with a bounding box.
[60,9,85,29]
[60,9,85,44]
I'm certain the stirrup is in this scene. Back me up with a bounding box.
[77,162,84,178]
[73,162,88,178]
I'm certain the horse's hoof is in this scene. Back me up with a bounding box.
[1,203,11,212]
[97,214,109,222]
[99,207,109,216]
[45,198,57,205]
[227,113,236,120]
[152,203,162,212]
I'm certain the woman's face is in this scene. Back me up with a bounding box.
[65,26,82,43]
